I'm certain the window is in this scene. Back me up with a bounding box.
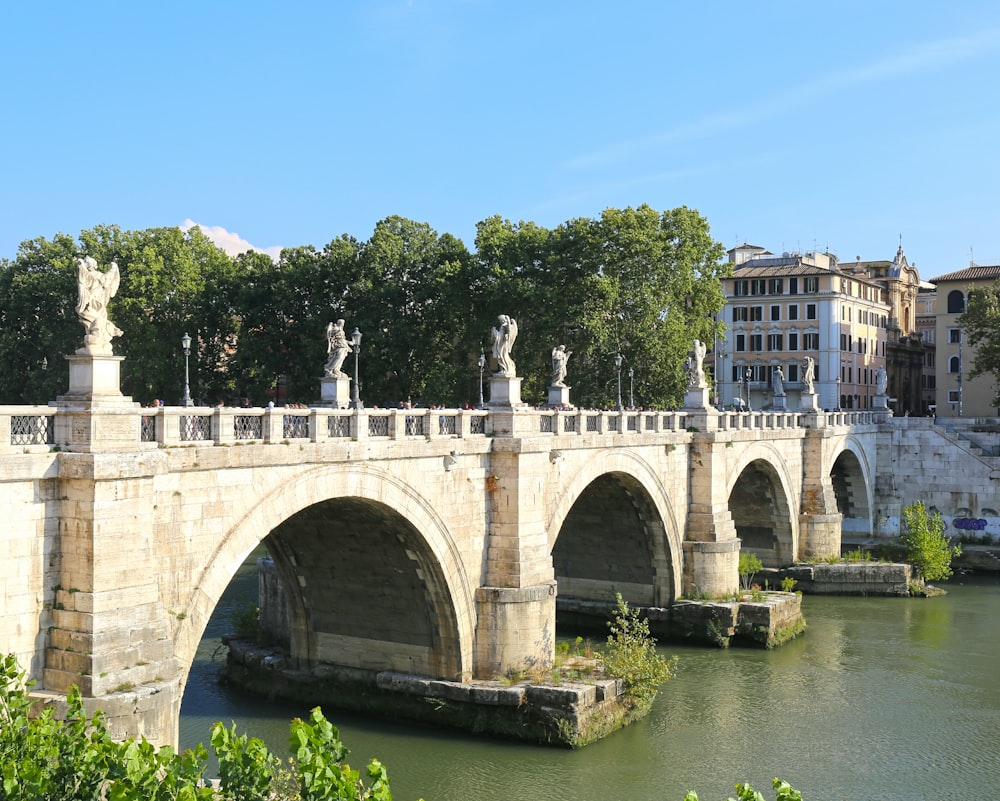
[787,332,798,351]
[768,333,783,351]
[787,363,798,382]
[789,277,798,295]
[732,306,748,322]
[751,279,767,295]
[768,278,783,294]
[949,355,961,373]
[803,333,819,349]
[927,375,936,389]
[788,304,799,320]
[947,289,965,314]
[806,304,817,320]
[840,333,848,351]
[750,334,763,352]
[770,305,781,321]
[750,306,763,321]
[805,276,819,293]
[948,390,960,403]
[948,328,962,344]
[734,280,749,296]
[735,334,745,352]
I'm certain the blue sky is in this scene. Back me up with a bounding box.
[3,1,999,277]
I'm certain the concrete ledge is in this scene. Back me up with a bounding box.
[224,637,633,748]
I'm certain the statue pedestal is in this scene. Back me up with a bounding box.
[683,385,710,410]
[63,353,125,401]
[54,354,141,452]
[546,384,572,409]
[488,375,524,409]
[872,393,889,410]
[799,392,819,413]
[772,394,787,411]
[317,376,351,409]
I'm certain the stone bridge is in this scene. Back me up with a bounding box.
[1,394,880,747]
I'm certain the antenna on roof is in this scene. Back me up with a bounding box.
[970,246,975,267]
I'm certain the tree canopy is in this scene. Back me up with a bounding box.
[960,285,1000,406]
[0,206,730,409]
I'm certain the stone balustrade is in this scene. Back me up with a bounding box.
[0,404,886,454]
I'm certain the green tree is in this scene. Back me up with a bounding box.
[473,205,729,409]
[900,500,961,582]
[960,284,1000,405]
[0,234,82,404]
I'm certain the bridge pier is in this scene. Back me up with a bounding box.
[799,428,844,559]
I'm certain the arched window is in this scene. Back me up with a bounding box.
[949,355,961,374]
[947,290,966,314]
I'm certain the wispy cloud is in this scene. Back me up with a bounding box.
[565,28,1000,172]
[180,219,282,261]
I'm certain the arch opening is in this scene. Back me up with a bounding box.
[729,459,794,567]
[552,472,673,609]
[260,497,462,679]
[831,450,871,538]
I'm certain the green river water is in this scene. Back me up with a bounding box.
[179,561,1000,801]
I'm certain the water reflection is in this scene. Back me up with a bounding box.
[181,571,1000,801]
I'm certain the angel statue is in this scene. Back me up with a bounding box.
[491,314,518,377]
[75,257,122,355]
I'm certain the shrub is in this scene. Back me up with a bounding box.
[901,501,962,582]
[600,594,676,709]
[738,552,763,591]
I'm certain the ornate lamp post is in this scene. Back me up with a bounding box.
[835,376,842,411]
[745,367,752,412]
[477,350,486,408]
[615,352,624,411]
[628,367,635,409]
[350,327,363,410]
[180,332,194,407]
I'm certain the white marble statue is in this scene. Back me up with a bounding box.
[801,356,815,394]
[551,345,571,387]
[687,338,708,388]
[491,314,518,376]
[324,319,352,378]
[875,366,888,396]
[772,366,785,397]
[75,257,122,356]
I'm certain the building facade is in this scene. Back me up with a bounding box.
[929,263,1000,418]
[854,245,933,416]
[718,245,889,412]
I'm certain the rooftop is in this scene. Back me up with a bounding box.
[929,264,1000,283]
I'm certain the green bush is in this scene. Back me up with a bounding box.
[738,552,763,590]
[0,654,405,801]
[901,501,962,582]
[600,594,676,709]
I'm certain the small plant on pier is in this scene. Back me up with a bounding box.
[738,552,763,591]
[600,593,676,710]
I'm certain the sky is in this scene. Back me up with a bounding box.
[2,1,999,278]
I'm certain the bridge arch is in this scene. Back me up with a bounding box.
[828,437,875,538]
[545,449,683,607]
[726,444,800,566]
[172,463,476,691]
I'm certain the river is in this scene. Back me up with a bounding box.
[180,560,1000,801]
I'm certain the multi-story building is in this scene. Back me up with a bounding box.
[717,245,889,412]
[853,245,932,416]
[914,288,937,415]
[929,263,1000,418]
